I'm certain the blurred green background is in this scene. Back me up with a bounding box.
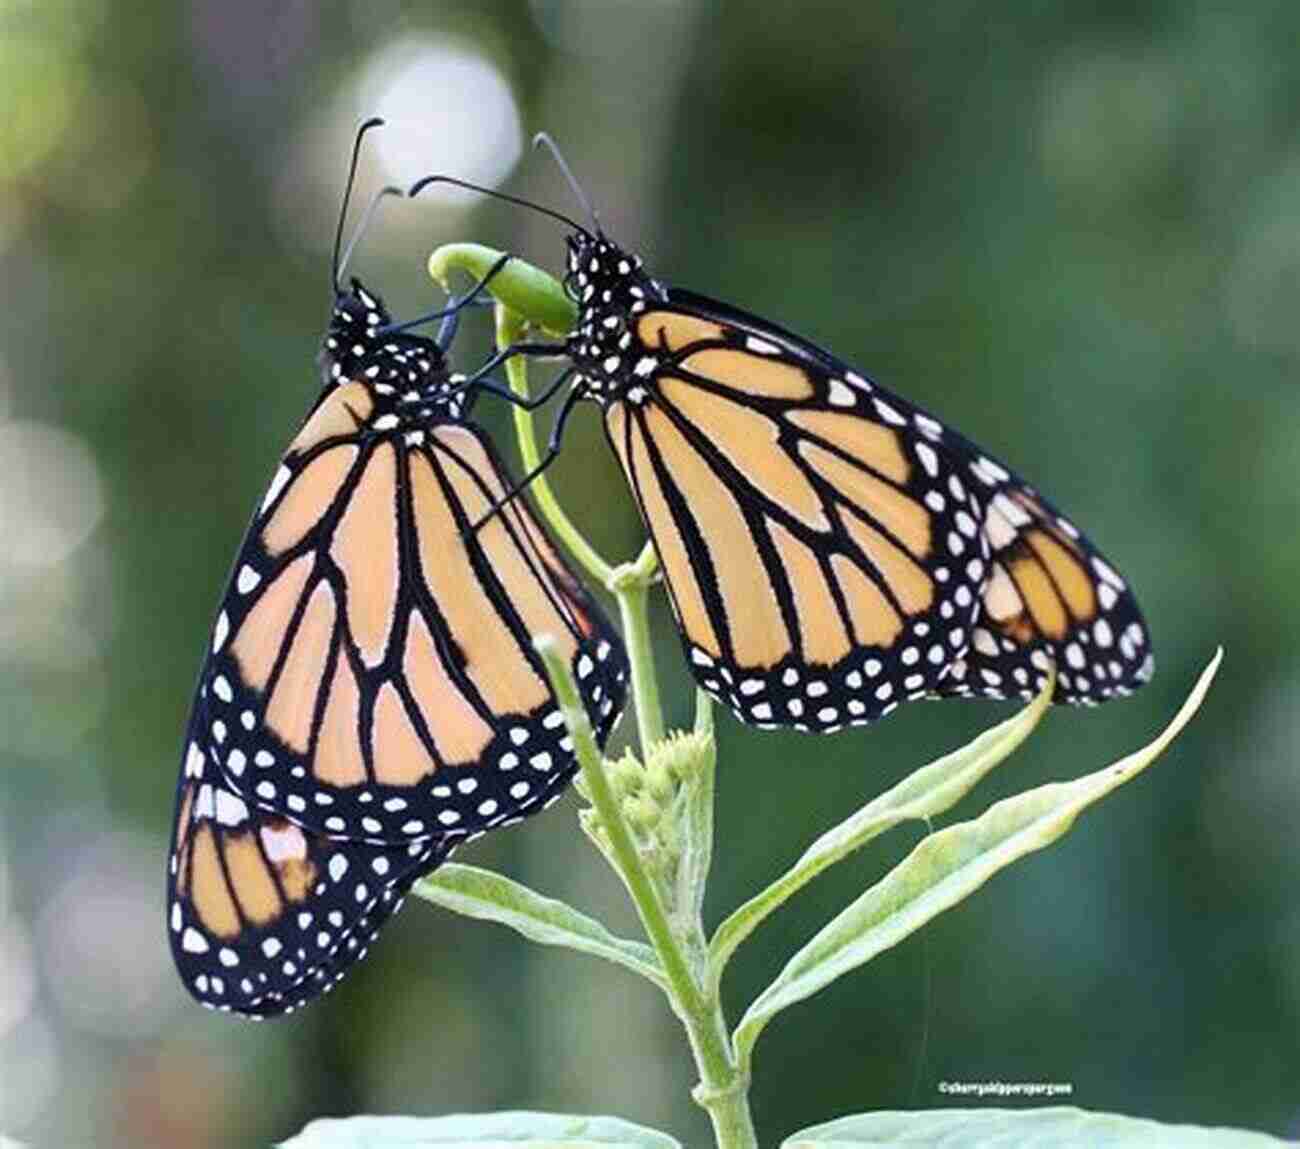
[1,0,1298,1144]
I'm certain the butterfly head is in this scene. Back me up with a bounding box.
[563,234,665,396]
[563,233,656,307]
[320,279,465,415]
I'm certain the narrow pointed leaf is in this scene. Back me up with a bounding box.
[675,690,717,920]
[281,1110,681,1147]
[734,650,1221,1070]
[782,1105,1284,1147]
[414,864,665,989]
[709,672,1054,976]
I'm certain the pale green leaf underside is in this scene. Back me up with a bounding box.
[782,1105,1287,1147]
[674,689,718,920]
[709,671,1054,976]
[734,650,1222,1069]
[280,1111,681,1148]
[414,865,665,989]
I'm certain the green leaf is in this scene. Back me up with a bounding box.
[280,1111,681,1148]
[781,1105,1287,1147]
[675,690,717,921]
[709,671,1055,978]
[428,243,576,337]
[734,650,1222,1071]
[413,864,665,989]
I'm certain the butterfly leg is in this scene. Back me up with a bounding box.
[379,253,516,339]
[472,366,576,411]
[454,338,571,386]
[467,380,588,533]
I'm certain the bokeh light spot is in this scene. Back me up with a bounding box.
[358,38,522,197]
[0,423,104,570]
[37,835,174,1039]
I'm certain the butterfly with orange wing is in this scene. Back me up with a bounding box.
[413,140,1152,734]
[167,125,627,1017]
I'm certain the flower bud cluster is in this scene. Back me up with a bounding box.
[577,729,714,904]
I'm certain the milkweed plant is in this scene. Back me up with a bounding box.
[282,245,1261,1149]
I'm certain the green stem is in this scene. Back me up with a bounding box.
[611,565,666,753]
[494,297,664,746]
[465,252,754,1149]
[533,639,756,1149]
[495,305,616,588]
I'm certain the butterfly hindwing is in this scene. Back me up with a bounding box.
[933,479,1153,704]
[167,696,449,1018]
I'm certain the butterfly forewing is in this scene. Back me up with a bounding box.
[601,295,991,731]
[192,281,626,846]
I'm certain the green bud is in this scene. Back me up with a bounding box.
[608,750,646,797]
[645,760,676,803]
[428,244,576,337]
[647,730,714,785]
[623,794,660,832]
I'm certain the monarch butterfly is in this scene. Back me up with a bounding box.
[412,139,1152,733]
[167,123,628,1016]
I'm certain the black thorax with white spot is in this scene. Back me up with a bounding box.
[564,234,667,403]
[320,279,468,426]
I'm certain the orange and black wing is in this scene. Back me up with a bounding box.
[605,288,1150,727]
[167,699,450,1017]
[197,382,626,844]
[930,480,1152,704]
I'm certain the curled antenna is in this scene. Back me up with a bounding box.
[336,184,405,287]
[332,116,385,291]
[408,173,592,238]
[532,132,602,234]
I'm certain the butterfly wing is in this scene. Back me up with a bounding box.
[195,377,626,845]
[932,479,1153,704]
[167,698,449,1017]
[606,287,1149,727]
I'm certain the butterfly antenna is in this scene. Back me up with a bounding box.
[532,132,602,235]
[336,184,404,285]
[408,174,592,238]
[332,116,385,292]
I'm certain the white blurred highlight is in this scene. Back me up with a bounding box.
[0,422,104,570]
[358,38,523,199]
[37,835,175,1039]
[0,924,35,1038]
[0,1017,57,1132]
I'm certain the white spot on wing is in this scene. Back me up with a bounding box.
[873,398,906,425]
[215,790,248,826]
[827,379,855,408]
[915,442,939,477]
[261,466,292,514]
[212,612,230,653]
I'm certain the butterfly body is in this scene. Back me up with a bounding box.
[168,276,628,1016]
[544,229,1151,729]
